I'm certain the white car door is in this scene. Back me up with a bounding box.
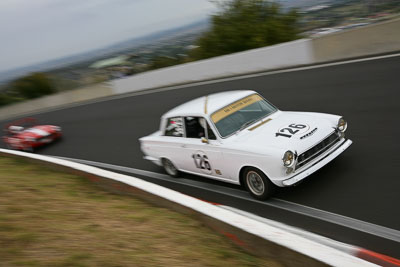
[158,117,188,170]
[178,116,230,181]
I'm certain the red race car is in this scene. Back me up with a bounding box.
[2,118,62,152]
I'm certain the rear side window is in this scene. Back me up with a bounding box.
[164,117,184,137]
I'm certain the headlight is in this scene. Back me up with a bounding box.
[337,117,347,132]
[282,150,295,167]
[52,126,61,132]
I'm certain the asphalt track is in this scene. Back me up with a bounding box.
[1,54,400,257]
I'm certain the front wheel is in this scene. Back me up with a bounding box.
[243,167,275,200]
[162,158,179,178]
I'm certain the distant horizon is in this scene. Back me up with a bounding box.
[0,0,340,82]
[0,18,209,83]
[0,0,217,75]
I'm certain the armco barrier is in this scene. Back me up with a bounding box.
[0,149,376,267]
[312,18,400,62]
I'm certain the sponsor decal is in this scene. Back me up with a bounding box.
[300,127,318,139]
[211,94,262,123]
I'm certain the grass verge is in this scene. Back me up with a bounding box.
[0,156,282,267]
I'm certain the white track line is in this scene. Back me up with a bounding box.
[219,205,357,255]
[54,155,400,243]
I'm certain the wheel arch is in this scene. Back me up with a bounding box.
[160,156,180,170]
[239,165,270,186]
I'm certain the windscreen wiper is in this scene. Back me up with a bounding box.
[235,119,257,134]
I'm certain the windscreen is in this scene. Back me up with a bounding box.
[211,94,277,138]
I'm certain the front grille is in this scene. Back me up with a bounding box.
[296,131,341,168]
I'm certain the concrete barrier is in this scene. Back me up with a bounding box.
[112,39,313,95]
[0,83,113,121]
[0,149,376,267]
[312,18,400,62]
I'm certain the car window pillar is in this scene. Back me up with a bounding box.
[181,116,187,138]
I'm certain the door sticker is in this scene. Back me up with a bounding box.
[192,151,212,174]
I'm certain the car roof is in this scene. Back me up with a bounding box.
[162,90,257,119]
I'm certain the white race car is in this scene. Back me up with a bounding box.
[140,90,352,200]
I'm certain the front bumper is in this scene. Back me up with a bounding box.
[282,139,352,186]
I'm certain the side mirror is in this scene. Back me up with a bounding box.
[201,137,209,144]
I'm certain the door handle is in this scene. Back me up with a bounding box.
[181,144,187,148]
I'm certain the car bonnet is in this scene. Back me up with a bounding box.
[231,111,336,153]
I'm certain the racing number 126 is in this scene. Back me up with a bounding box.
[275,124,306,138]
[192,154,211,171]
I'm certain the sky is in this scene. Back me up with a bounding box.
[0,0,217,73]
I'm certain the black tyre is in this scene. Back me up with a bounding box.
[243,167,275,200]
[162,158,179,178]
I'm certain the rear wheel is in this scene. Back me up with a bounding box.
[162,158,179,178]
[243,167,275,200]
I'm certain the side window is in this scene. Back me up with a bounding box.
[164,117,183,137]
[185,117,204,138]
[184,117,217,140]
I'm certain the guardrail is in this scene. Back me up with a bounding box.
[0,18,399,121]
[0,149,375,267]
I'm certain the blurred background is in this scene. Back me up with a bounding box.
[1,2,400,263]
[0,0,399,107]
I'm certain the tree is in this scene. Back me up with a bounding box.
[0,93,15,107]
[12,72,55,99]
[190,0,300,60]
